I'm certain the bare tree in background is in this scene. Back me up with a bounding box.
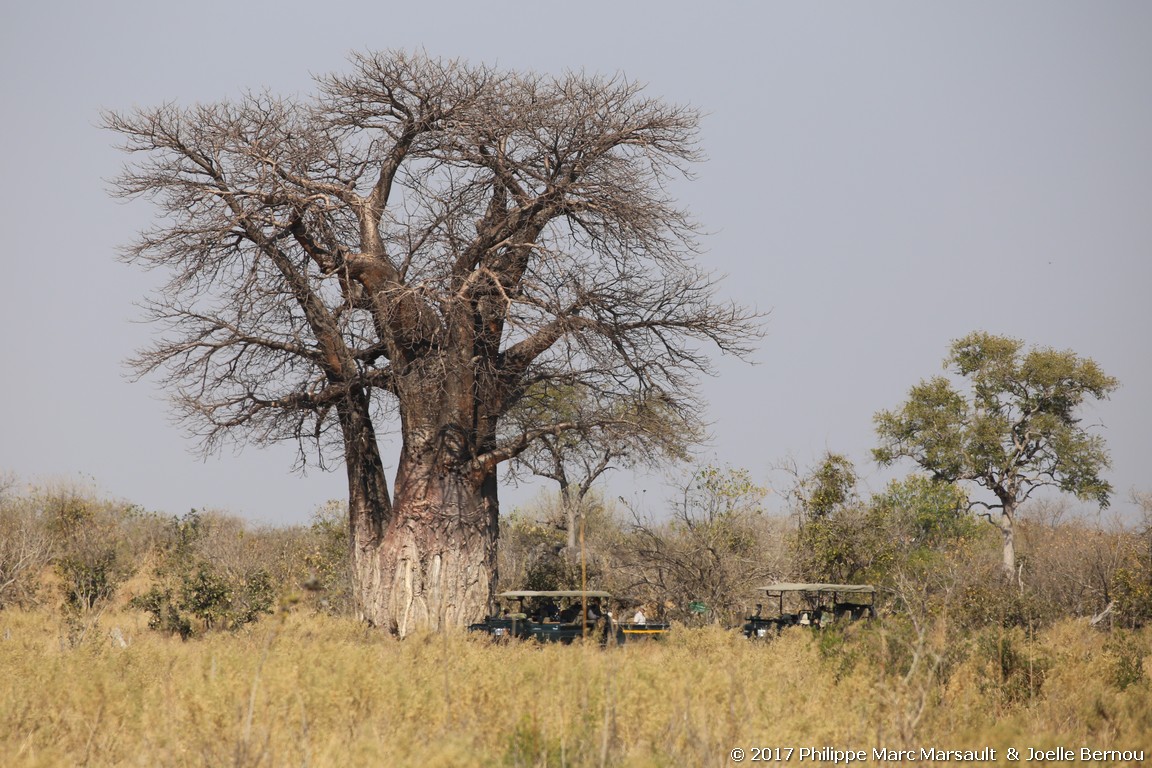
[503,382,703,554]
[105,51,760,635]
[617,466,781,623]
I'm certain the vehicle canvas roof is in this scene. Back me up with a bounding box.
[497,590,613,599]
[756,583,875,594]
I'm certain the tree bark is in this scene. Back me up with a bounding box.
[998,502,1018,585]
[352,449,499,635]
[337,388,396,625]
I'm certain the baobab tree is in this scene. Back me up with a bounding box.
[105,51,760,635]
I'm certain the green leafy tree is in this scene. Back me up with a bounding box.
[789,452,868,581]
[874,332,1118,582]
[869,474,976,555]
[791,451,858,523]
[791,454,975,584]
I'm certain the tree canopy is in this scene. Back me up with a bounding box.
[874,331,1118,580]
[105,51,760,634]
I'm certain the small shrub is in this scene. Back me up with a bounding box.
[0,482,54,609]
[972,627,1050,705]
[58,549,123,612]
[131,586,193,638]
[44,485,158,613]
[131,564,274,636]
[1104,630,1147,691]
[130,510,276,636]
[301,500,354,614]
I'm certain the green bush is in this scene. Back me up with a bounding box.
[43,486,161,614]
[1104,630,1147,691]
[300,501,354,614]
[130,510,275,636]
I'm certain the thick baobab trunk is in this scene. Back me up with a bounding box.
[351,449,499,636]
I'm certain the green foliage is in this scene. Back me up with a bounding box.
[870,475,976,554]
[58,550,123,613]
[130,510,275,637]
[794,452,859,521]
[301,500,354,614]
[1104,630,1147,691]
[130,586,192,639]
[796,506,888,583]
[46,489,160,614]
[793,454,867,581]
[874,333,1118,581]
[684,464,768,521]
[792,456,975,586]
[1113,566,1152,627]
[874,332,1118,507]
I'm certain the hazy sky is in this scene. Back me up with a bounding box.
[2,2,1149,526]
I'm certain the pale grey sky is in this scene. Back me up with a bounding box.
[2,2,1149,525]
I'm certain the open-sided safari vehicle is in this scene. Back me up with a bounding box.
[743,583,875,638]
[469,590,670,644]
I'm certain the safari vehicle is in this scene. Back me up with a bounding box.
[469,590,670,644]
[742,583,875,638]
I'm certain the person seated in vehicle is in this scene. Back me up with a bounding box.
[533,598,560,622]
[558,601,583,624]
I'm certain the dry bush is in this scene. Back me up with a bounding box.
[1015,499,1135,622]
[130,504,355,636]
[1110,491,1152,627]
[0,479,163,614]
[610,467,789,625]
[0,476,54,609]
[497,491,622,593]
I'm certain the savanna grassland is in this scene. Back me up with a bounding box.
[3,606,1152,767]
[4,478,1152,766]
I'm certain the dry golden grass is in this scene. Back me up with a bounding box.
[2,607,1151,767]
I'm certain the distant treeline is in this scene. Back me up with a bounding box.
[2,469,1151,638]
